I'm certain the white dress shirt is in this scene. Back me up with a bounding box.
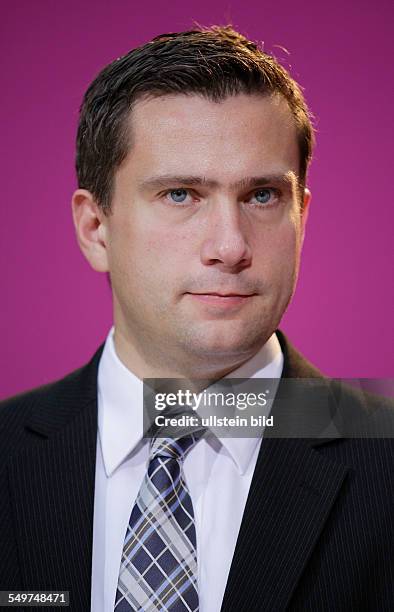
[91,326,283,612]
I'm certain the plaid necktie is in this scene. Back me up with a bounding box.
[114,431,203,611]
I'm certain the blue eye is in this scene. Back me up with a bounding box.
[254,189,272,204]
[169,189,188,203]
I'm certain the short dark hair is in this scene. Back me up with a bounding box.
[76,25,315,215]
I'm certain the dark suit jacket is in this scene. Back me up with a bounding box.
[0,331,393,611]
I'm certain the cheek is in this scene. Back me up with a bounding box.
[255,221,298,276]
[115,223,191,299]
[145,223,194,268]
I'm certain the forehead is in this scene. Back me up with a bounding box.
[120,92,300,183]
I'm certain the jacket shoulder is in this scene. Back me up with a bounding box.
[329,378,394,437]
[275,329,323,378]
[0,343,105,434]
[0,366,84,420]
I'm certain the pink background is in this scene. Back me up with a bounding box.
[1,0,393,399]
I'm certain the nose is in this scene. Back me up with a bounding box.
[200,199,252,270]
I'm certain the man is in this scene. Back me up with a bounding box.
[0,26,392,612]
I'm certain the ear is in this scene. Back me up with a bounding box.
[300,187,311,246]
[71,189,109,272]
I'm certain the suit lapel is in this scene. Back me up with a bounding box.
[221,331,349,611]
[220,437,349,611]
[7,344,104,609]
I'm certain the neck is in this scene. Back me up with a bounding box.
[112,326,263,383]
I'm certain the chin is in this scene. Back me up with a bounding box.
[183,325,266,359]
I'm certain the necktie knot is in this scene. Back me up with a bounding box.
[150,429,205,463]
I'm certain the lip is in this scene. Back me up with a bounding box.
[186,292,256,308]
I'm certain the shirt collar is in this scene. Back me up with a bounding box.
[98,326,283,477]
[214,333,283,474]
[98,327,144,477]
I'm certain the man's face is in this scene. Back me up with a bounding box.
[99,93,310,373]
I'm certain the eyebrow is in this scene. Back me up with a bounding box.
[138,172,298,192]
